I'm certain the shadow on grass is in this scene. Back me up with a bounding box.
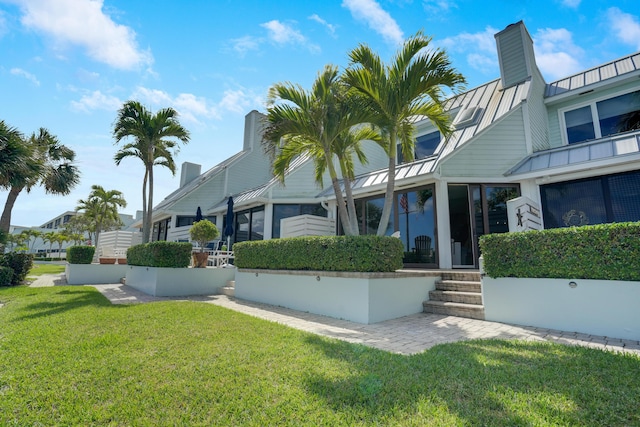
[13,287,115,321]
[301,335,640,426]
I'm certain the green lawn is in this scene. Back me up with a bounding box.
[1,286,638,426]
[26,263,66,279]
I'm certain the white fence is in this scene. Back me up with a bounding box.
[97,230,142,257]
[281,215,335,238]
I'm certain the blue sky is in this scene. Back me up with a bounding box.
[1,0,639,227]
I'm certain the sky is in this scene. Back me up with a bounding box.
[1,0,639,228]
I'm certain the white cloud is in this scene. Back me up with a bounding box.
[131,86,220,124]
[439,26,499,74]
[423,0,457,16]
[561,0,581,8]
[231,35,262,56]
[218,89,258,114]
[70,90,121,113]
[533,28,584,80]
[606,7,640,50]
[0,10,7,37]
[309,14,337,37]
[13,0,152,70]
[10,67,40,85]
[342,0,403,45]
[260,20,320,53]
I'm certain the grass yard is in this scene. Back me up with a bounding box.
[1,285,639,426]
[25,263,66,279]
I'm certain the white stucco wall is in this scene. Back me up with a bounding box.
[483,277,640,340]
[66,264,129,285]
[235,269,436,324]
[125,266,235,297]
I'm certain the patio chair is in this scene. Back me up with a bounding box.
[414,235,432,260]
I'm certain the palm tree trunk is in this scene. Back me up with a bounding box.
[141,168,149,243]
[342,175,360,236]
[146,163,154,243]
[0,186,23,250]
[326,155,355,235]
[376,135,397,236]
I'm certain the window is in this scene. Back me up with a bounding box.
[397,130,441,162]
[235,207,265,243]
[272,204,327,238]
[176,215,216,227]
[564,89,640,145]
[565,106,595,144]
[540,170,640,228]
[596,90,640,136]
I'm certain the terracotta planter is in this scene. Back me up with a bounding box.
[192,252,209,268]
[99,258,116,264]
[117,258,127,265]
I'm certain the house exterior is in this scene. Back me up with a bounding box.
[150,21,640,270]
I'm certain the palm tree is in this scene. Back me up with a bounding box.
[113,101,190,243]
[42,231,57,258]
[263,65,381,236]
[343,31,466,236]
[0,128,80,237]
[76,185,127,250]
[0,121,32,190]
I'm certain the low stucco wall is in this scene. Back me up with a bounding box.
[126,266,236,297]
[235,269,436,324]
[483,277,640,341]
[66,263,129,285]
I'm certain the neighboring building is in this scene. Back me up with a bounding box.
[6,211,140,256]
[149,21,640,269]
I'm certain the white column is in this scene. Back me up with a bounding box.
[263,202,273,240]
[435,180,452,269]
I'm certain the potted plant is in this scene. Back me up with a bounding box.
[189,219,220,268]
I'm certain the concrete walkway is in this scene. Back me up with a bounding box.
[27,273,640,356]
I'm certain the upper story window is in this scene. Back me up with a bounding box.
[564,89,640,145]
[398,130,441,163]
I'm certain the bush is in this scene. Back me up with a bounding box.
[127,241,192,268]
[0,266,14,287]
[234,235,404,272]
[189,220,220,252]
[67,246,96,264]
[0,252,34,286]
[479,221,640,281]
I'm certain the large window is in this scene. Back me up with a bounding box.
[272,204,327,238]
[564,89,640,145]
[398,130,441,162]
[235,207,265,243]
[176,215,216,227]
[540,170,640,228]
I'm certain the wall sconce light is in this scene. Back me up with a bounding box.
[568,281,577,288]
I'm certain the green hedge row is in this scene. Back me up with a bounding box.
[127,241,193,268]
[67,246,96,264]
[479,222,640,281]
[234,235,404,272]
[0,253,34,286]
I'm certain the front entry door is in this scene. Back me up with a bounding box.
[448,184,519,268]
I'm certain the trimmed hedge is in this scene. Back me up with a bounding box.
[0,253,34,286]
[127,241,193,268]
[0,266,14,287]
[479,221,640,281]
[67,246,96,264]
[234,235,404,272]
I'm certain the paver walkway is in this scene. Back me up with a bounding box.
[27,273,640,356]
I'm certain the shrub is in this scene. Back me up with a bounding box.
[0,266,14,287]
[0,252,34,286]
[479,221,640,281]
[127,241,192,268]
[234,235,404,272]
[189,220,220,252]
[67,246,96,264]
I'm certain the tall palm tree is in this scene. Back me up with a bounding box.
[0,121,31,189]
[263,65,381,236]
[43,231,57,257]
[113,101,190,243]
[76,185,127,250]
[0,128,80,238]
[343,31,466,236]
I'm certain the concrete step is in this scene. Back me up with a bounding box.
[429,290,482,305]
[440,271,481,282]
[423,300,485,320]
[219,286,235,297]
[436,280,481,293]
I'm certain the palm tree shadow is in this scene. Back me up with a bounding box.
[301,335,640,425]
[14,287,115,321]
